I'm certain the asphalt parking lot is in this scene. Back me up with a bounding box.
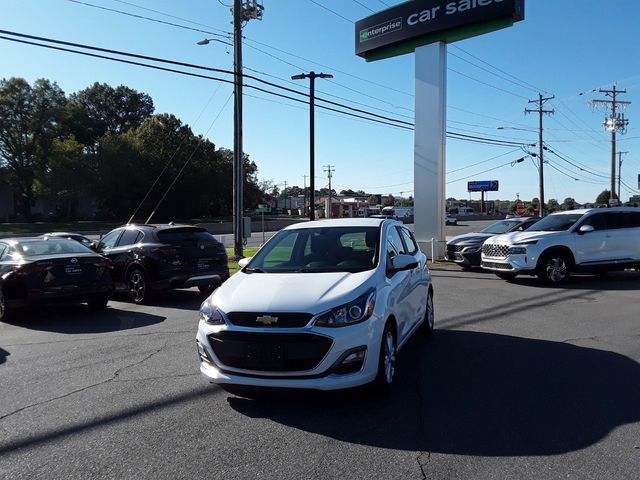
[1,247,639,479]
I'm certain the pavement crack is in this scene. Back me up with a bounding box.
[0,342,169,422]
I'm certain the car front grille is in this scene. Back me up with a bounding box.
[446,244,464,253]
[482,244,510,258]
[208,331,333,372]
[481,261,513,270]
[226,312,313,328]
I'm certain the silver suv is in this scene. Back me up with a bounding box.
[481,207,640,284]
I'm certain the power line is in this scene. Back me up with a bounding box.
[446,157,526,184]
[449,67,530,100]
[352,0,375,13]
[308,0,354,23]
[447,148,523,174]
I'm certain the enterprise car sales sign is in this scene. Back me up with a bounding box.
[356,0,524,61]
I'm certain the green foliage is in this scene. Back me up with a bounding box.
[546,198,560,213]
[561,197,577,210]
[595,190,611,205]
[0,77,67,219]
[382,194,395,206]
[367,195,379,205]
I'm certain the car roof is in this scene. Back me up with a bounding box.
[115,223,205,231]
[44,231,85,236]
[282,218,387,230]
[549,207,639,216]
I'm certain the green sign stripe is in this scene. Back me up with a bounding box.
[364,18,514,63]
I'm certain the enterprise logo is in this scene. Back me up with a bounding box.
[359,17,402,43]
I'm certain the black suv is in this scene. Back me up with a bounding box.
[95,224,228,303]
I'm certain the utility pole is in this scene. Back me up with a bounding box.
[525,93,554,218]
[282,180,288,211]
[291,71,334,221]
[302,175,308,216]
[230,0,263,257]
[618,151,629,200]
[324,165,335,219]
[592,85,631,201]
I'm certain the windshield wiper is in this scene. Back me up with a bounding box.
[244,267,265,273]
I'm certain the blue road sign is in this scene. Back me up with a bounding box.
[468,180,499,192]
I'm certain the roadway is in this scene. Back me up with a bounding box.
[1,263,639,479]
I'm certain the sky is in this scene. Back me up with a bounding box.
[1,0,639,205]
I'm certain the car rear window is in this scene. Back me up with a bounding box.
[17,239,94,256]
[157,228,217,245]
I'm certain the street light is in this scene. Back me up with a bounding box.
[197,38,233,47]
[291,71,333,221]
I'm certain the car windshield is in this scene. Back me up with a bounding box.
[526,213,584,231]
[17,239,94,256]
[481,220,528,234]
[246,226,380,273]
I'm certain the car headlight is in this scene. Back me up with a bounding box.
[315,289,376,328]
[199,298,225,325]
[509,247,527,255]
[462,245,482,253]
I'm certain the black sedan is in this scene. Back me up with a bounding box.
[445,217,539,269]
[0,237,113,321]
[94,224,229,304]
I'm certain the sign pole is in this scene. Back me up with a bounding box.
[414,41,446,259]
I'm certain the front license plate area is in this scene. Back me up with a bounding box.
[245,343,284,370]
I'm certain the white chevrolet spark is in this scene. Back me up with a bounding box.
[196,218,434,392]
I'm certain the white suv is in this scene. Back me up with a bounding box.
[481,207,640,284]
[196,218,434,392]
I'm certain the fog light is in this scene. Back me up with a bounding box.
[334,347,367,375]
[196,340,213,364]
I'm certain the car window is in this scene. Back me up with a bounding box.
[17,239,94,256]
[399,227,418,255]
[528,213,583,231]
[386,226,406,258]
[481,220,522,234]
[0,244,6,260]
[608,212,640,229]
[117,228,143,247]
[249,226,380,273]
[582,213,608,231]
[100,230,122,249]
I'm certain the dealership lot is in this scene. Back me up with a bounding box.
[1,259,639,479]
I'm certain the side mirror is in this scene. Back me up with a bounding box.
[387,254,419,273]
[578,225,595,235]
[238,257,252,268]
[90,241,99,251]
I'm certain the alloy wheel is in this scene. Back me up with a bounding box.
[545,257,568,283]
[383,331,396,384]
[0,290,5,321]
[426,292,435,330]
[129,271,146,303]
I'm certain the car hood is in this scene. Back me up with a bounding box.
[210,269,377,315]
[487,230,559,244]
[448,232,492,245]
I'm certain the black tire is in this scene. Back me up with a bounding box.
[419,289,435,335]
[0,289,7,322]
[537,251,572,285]
[87,294,109,311]
[127,268,151,304]
[495,271,517,280]
[373,322,397,393]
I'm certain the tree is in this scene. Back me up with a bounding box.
[340,189,356,195]
[68,82,154,149]
[547,198,560,213]
[382,194,395,207]
[595,190,611,205]
[561,197,577,210]
[0,77,67,219]
[367,195,379,205]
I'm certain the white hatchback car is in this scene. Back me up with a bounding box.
[196,218,434,392]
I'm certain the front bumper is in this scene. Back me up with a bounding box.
[445,245,482,267]
[196,318,381,391]
[480,254,536,274]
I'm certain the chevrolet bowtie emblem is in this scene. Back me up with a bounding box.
[256,315,278,326]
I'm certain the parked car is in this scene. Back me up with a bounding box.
[0,237,113,321]
[196,218,434,393]
[94,224,228,304]
[44,232,94,249]
[446,214,458,225]
[481,207,640,284]
[446,217,538,268]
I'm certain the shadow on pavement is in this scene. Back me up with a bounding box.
[512,270,640,291]
[113,288,205,311]
[0,347,9,365]
[3,304,165,334]
[228,329,640,456]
